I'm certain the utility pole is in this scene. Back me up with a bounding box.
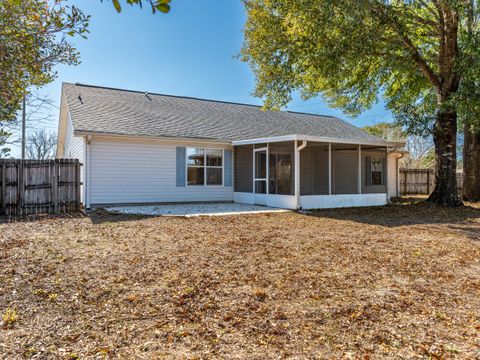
[21,96,26,159]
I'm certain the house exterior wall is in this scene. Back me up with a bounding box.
[387,153,399,198]
[61,115,86,203]
[89,136,233,206]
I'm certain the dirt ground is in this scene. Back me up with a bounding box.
[1,199,479,359]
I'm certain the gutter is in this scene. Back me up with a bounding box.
[73,131,232,146]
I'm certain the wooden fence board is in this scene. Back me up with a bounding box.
[0,159,81,216]
[400,168,464,195]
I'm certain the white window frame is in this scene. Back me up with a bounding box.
[371,156,384,186]
[186,147,224,187]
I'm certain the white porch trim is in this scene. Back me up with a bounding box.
[234,192,297,209]
[234,192,388,210]
[358,144,362,194]
[232,134,403,148]
[299,193,388,210]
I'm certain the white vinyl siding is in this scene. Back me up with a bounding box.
[63,116,85,161]
[89,137,233,205]
[388,153,399,198]
[62,116,86,203]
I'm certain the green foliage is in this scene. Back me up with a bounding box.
[0,0,89,123]
[362,122,405,142]
[0,128,12,159]
[420,149,436,168]
[241,1,480,132]
[2,308,18,329]
[106,0,171,14]
[0,128,11,158]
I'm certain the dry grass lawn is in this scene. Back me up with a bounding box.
[1,199,480,359]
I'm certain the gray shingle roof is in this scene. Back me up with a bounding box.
[63,83,389,145]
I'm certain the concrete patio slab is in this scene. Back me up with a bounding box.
[106,203,289,217]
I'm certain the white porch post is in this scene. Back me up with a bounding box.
[266,143,269,195]
[294,140,307,209]
[328,143,332,195]
[294,140,299,203]
[358,144,362,194]
[385,147,389,202]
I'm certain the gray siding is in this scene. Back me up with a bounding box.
[234,145,253,192]
[333,150,358,194]
[300,148,328,195]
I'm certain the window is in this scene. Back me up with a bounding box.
[371,157,383,186]
[187,148,223,186]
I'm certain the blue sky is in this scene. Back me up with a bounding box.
[12,0,392,156]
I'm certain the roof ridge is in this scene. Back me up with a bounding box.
[65,82,338,119]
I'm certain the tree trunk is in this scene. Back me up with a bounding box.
[427,109,462,206]
[463,124,480,201]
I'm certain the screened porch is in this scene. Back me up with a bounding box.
[232,136,398,210]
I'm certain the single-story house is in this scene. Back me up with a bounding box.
[56,83,405,210]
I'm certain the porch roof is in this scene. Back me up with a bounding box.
[231,134,405,148]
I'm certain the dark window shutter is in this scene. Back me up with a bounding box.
[176,147,186,187]
[224,149,233,187]
[365,156,372,186]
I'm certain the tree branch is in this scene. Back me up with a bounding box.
[401,35,442,90]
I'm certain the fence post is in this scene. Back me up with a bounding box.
[427,169,430,195]
[0,162,5,216]
[52,161,58,213]
[17,160,24,216]
[75,160,80,211]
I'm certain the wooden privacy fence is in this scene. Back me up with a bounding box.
[399,168,464,195]
[0,159,81,216]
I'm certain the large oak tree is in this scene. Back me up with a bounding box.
[241,0,480,206]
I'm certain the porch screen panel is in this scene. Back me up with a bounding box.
[268,142,294,195]
[300,149,315,195]
[233,145,253,192]
[313,149,329,194]
[361,151,387,194]
[333,149,358,194]
[269,153,293,195]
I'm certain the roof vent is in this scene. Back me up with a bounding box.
[78,94,83,104]
[145,92,152,101]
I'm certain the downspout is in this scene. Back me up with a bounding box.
[295,140,307,209]
[396,151,405,197]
